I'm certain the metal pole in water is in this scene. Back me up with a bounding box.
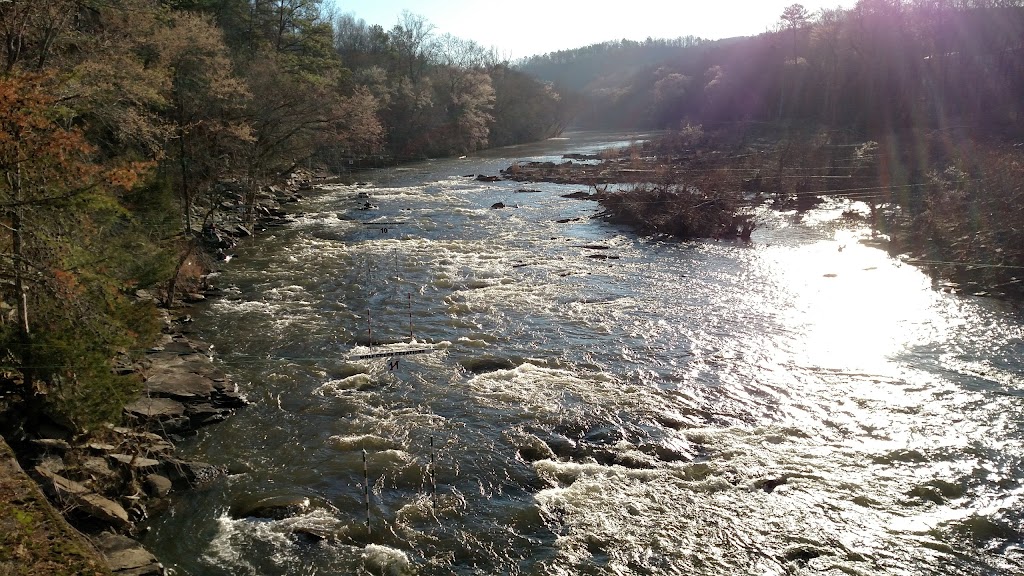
[408,293,414,341]
[430,435,437,509]
[363,448,371,535]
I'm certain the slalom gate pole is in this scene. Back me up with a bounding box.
[363,448,371,535]
[430,435,437,509]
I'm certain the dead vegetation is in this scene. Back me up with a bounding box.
[0,440,110,576]
[507,124,1024,298]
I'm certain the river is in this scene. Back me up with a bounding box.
[142,132,1024,575]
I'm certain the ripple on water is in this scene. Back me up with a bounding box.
[144,137,1024,576]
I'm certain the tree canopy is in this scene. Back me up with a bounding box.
[0,0,570,430]
[519,0,1024,137]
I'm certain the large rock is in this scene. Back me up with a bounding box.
[230,494,312,520]
[159,340,195,355]
[186,403,232,426]
[144,474,172,498]
[124,398,186,421]
[143,371,215,400]
[34,467,130,529]
[81,457,118,485]
[107,454,162,472]
[91,532,163,576]
[211,387,248,408]
[162,459,223,486]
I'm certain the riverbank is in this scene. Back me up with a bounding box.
[0,170,322,574]
[133,134,1024,575]
[505,124,1024,299]
[0,438,110,575]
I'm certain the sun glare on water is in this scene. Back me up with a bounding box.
[758,228,943,375]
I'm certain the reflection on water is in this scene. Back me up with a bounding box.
[142,133,1024,575]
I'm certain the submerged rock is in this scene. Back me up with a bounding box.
[230,494,312,520]
[362,544,414,576]
[460,356,517,374]
[505,429,556,463]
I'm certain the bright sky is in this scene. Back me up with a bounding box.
[327,1,856,59]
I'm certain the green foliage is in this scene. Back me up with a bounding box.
[31,333,142,434]
[113,175,180,290]
[0,0,574,433]
[0,284,151,433]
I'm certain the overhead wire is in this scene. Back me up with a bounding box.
[3,162,1015,371]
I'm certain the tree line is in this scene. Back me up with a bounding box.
[0,0,568,432]
[520,0,1024,137]
[521,1,1024,297]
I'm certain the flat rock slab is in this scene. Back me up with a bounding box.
[125,397,186,420]
[34,467,130,529]
[160,340,197,354]
[108,454,162,470]
[186,403,231,425]
[144,371,215,399]
[92,532,163,576]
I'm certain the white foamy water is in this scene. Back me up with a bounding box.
[143,133,1024,575]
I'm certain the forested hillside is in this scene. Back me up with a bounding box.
[0,0,569,432]
[521,0,1024,136]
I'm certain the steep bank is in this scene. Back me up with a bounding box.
[0,171,322,574]
[0,437,110,575]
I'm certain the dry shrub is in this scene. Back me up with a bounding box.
[907,139,1024,293]
[598,182,755,240]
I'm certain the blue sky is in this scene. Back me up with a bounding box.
[326,1,856,58]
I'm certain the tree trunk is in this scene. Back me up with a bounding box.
[9,161,33,392]
[178,118,193,236]
[164,239,197,309]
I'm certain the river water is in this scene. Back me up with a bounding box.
[142,132,1024,575]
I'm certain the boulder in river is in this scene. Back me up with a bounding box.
[505,429,556,463]
[162,458,223,486]
[230,494,313,520]
[460,356,517,374]
[144,474,173,498]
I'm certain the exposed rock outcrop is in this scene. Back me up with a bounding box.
[92,532,163,576]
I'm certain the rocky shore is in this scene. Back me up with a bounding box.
[0,171,320,575]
